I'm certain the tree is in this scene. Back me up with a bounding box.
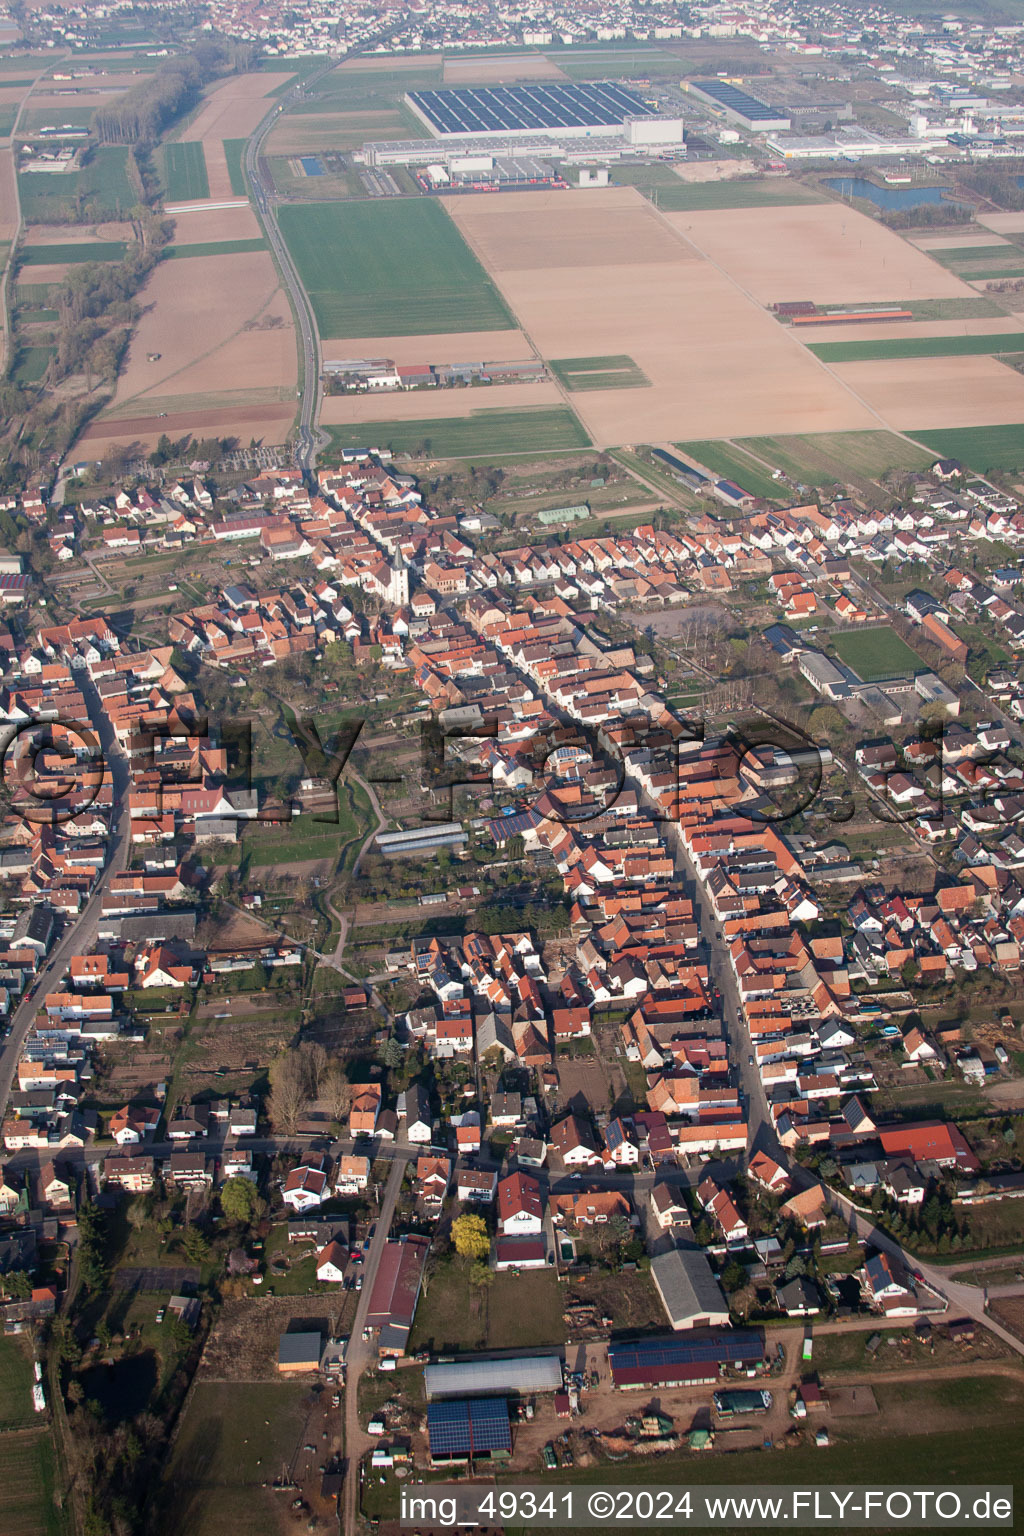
[720,1260,747,1293]
[469,1260,493,1290]
[220,1177,259,1226]
[382,1036,403,1071]
[322,1064,349,1123]
[451,1213,490,1262]
[268,1049,310,1133]
[300,1040,328,1099]
[181,1226,210,1265]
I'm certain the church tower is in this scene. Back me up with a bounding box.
[389,547,409,608]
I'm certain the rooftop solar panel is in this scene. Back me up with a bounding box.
[427,1397,512,1457]
[408,81,654,137]
[609,1329,764,1369]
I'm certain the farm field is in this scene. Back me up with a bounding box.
[11,343,54,382]
[676,439,783,500]
[79,401,296,452]
[831,354,1024,430]
[160,140,209,202]
[909,423,1024,472]
[322,325,533,364]
[806,331,1024,362]
[104,249,296,421]
[20,240,128,264]
[832,626,927,682]
[0,1335,34,1429]
[670,202,975,306]
[447,187,877,443]
[650,174,826,210]
[319,381,566,425]
[0,146,15,241]
[739,430,932,485]
[162,238,267,260]
[177,70,295,145]
[223,138,247,196]
[931,244,1024,279]
[550,354,650,390]
[278,200,514,338]
[443,51,567,81]
[156,1380,309,1536]
[18,145,135,221]
[165,202,261,243]
[0,1429,63,1536]
[324,406,589,459]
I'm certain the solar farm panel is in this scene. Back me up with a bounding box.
[427,1397,512,1458]
[408,81,653,136]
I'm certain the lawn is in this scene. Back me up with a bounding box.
[325,407,589,459]
[19,241,129,265]
[0,1335,34,1429]
[11,344,54,383]
[223,138,247,196]
[831,625,927,683]
[740,430,932,485]
[408,1258,566,1353]
[161,141,210,202]
[807,332,1024,363]
[637,177,825,211]
[0,1428,65,1536]
[155,1380,310,1536]
[550,354,650,391]
[909,424,1024,472]
[160,238,267,260]
[676,438,783,501]
[277,199,514,337]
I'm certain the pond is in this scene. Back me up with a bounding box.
[824,177,960,211]
[80,1350,158,1422]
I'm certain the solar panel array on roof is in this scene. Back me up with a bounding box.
[610,1329,764,1372]
[408,81,652,137]
[690,79,785,124]
[427,1397,512,1459]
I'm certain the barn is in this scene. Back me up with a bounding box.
[425,1353,563,1401]
[608,1330,765,1390]
[427,1398,512,1464]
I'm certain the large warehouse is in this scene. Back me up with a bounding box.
[650,1247,730,1331]
[425,1353,563,1400]
[609,1330,765,1390]
[688,79,790,132]
[406,81,655,139]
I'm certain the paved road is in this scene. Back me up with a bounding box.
[343,1154,408,1536]
[244,63,337,476]
[829,1186,1024,1358]
[0,675,131,1121]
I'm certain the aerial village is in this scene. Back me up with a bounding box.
[0,432,1020,1510]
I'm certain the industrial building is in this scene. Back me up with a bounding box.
[425,1353,563,1400]
[365,1234,429,1354]
[406,81,655,139]
[427,1398,512,1463]
[608,1329,765,1389]
[362,113,683,169]
[650,1247,730,1331]
[688,79,791,133]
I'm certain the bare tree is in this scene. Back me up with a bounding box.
[268,1050,310,1133]
[300,1040,328,1098]
[322,1063,350,1123]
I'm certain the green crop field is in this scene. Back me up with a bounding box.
[326,406,589,459]
[909,424,1024,472]
[19,145,135,221]
[832,625,927,682]
[806,331,1024,362]
[550,354,650,391]
[638,177,825,211]
[549,47,681,78]
[19,241,129,265]
[902,296,1008,321]
[607,161,689,192]
[278,199,514,337]
[676,438,783,500]
[222,138,247,196]
[161,141,209,201]
[161,238,267,260]
[0,1336,33,1429]
[20,106,95,132]
[0,107,17,137]
[740,430,932,485]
